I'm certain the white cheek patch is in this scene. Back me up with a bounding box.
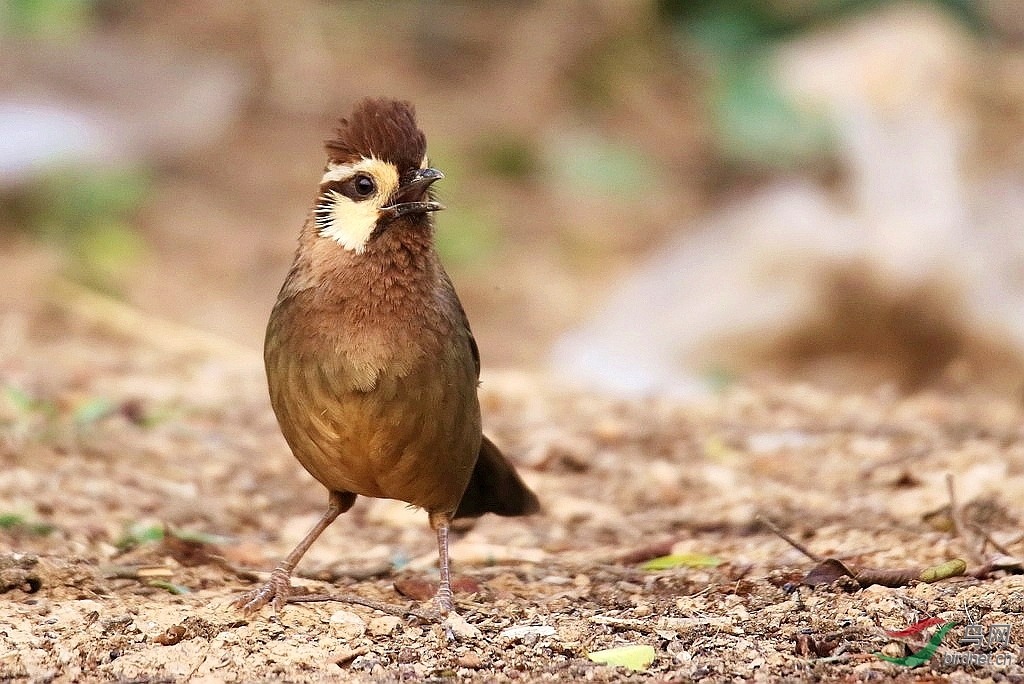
[317,191,381,253]
[316,157,401,253]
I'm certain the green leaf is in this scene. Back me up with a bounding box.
[0,513,26,528]
[29,523,56,536]
[642,553,722,570]
[918,559,966,583]
[588,644,656,672]
[73,397,115,425]
[116,523,165,550]
[0,513,55,536]
[3,386,35,412]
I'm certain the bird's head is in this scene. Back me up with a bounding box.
[314,98,444,254]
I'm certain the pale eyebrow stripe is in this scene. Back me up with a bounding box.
[321,157,388,184]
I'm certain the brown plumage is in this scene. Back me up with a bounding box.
[233,98,539,616]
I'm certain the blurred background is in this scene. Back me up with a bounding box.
[3,0,1024,398]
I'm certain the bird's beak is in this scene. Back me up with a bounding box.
[379,167,445,220]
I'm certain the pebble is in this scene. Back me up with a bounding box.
[457,652,485,669]
[367,615,402,636]
[329,610,366,640]
[444,613,482,640]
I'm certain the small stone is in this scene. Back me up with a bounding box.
[457,652,484,669]
[393,576,436,601]
[329,610,366,640]
[444,613,482,640]
[368,615,403,636]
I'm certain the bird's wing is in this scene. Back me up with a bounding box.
[440,269,480,380]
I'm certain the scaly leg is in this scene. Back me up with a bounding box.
[233,490,356,615]
[428,510,455,614]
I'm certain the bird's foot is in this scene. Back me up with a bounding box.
[232,567,293,615]
[432,588,455,616]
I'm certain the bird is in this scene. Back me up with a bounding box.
[233,97,540,616]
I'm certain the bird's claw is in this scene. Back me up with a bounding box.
[432,593,454,616]
[232,568,293,615]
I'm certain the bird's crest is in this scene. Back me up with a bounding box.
[325,98,426,173]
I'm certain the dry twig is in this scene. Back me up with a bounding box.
[756,516,822,562]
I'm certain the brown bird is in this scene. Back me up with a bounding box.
[234,98,539,616]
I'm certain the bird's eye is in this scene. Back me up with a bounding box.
[353,174,375,197]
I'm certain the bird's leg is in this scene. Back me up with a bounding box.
[428,511,455,614]
[233,490,356,615]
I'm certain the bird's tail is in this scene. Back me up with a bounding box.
[453,436,540,519]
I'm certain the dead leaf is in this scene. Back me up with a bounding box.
[802,558,855,587]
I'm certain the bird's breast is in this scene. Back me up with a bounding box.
[264,278,481,513]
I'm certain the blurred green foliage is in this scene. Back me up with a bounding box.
[656,0,986,170]
[568,29,669,113]
[0,512,55,536]
[435,206,501,269]
[658,0,985,47]
[642,552,722,570]
[114,522,229,552]
[115,521,164,550]
[548,132,651,198]
[429,146,502,268]
[1,0,98,37]
[1,380,157,453]
[0,168,150,292]
[474,132,541,182]
[1,383,58,442]
[715,57,836,169]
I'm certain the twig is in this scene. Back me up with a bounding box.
[756,516,822,562]
[946,474,986,564]
[968,524,1013,557]
[945,474,963,539]
[48,279,256,359]
[287,592,439,622]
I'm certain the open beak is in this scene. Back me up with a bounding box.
[379,167,445,221]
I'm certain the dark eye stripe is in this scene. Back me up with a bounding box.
[319,174,376,204]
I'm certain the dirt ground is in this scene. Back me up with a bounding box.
[6,2,1024,681]
[1,284,1023,683]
